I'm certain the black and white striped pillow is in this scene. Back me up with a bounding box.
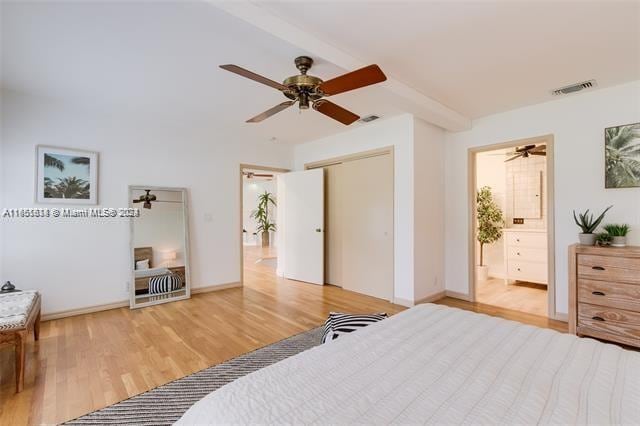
[148,273,182,295]
[321,312,388,343]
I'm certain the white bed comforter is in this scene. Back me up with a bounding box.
[178,304,640,425]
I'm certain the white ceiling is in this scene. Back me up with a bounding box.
[2,1,639,145]
[257,0,640,118]
[0,1,405,144]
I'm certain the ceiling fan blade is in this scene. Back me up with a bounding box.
[505,154,522,162]
[313,100,360,125]
[516,144,536,153]
[529,144,546,152]
[220,64,289,92]
[319,64,387,96]
[530,151,546,156]
[132,199,142,203]
[246,101,295,123]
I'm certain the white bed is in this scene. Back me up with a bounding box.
[178,303,640,425]
[134,267,170,279]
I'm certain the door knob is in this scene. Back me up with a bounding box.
[315,228,322,233]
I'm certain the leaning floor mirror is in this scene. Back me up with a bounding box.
[129,186,191,308]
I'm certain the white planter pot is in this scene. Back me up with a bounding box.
[578,233,597,246]
[611,236,627,247]
[476,265,489,282]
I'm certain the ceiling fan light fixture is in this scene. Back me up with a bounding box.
[220,56,386,125]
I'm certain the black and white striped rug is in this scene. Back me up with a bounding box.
[66,327,323,425]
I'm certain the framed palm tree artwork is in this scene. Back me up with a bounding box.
[36,146,99,204]
[605,123,640,189]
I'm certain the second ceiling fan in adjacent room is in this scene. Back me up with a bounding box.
[220,56,387,125]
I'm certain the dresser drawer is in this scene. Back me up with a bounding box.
[507,260,547,283]
[506,246,547,262]
[577,255,640,285]
[578,279,640,311]
[505,232,547,249]
[578,303,640,345]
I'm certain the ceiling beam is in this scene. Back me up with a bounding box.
[210,1,471,131]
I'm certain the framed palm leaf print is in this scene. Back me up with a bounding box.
[605,123,640,188]
[36,146,99,204]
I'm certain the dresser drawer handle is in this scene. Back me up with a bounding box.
[591,291,606,296]
[591,266,606,271]
[592,316,605,322]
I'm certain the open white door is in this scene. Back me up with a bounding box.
[279,169,324,285]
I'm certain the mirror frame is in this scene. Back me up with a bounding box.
[128,185,191,309]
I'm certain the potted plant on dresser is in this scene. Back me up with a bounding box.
[573,206,612,246]
[251,191,276,247]
[476,186,504,282]
[603,223,631,247]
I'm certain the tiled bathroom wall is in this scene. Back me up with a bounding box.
[505,155,547,229]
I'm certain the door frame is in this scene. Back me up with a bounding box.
[467,134,560,320]
[304,146,395,300]
[239,164,289,286]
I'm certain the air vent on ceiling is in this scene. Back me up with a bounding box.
[358,115,380,123]
[551,80,597,96]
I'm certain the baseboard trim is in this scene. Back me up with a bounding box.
[42,282,243,321]
[42,300,129,321]
[445,290,473,302]
[192,282,241,294]
[415,291,446,305]
[392,297,414,307]
[552,312,569,322]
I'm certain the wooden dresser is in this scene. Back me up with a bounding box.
[569,244,640,348]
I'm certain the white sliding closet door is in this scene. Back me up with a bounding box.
[328,154,394,300]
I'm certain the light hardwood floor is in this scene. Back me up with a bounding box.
[476,278,548,317]
[0,246,565,425]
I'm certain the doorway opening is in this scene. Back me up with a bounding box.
[468,135,557,319]
[240,164,288,286]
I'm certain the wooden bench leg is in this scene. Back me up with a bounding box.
[15,330,27,393]
[34,309,41,341]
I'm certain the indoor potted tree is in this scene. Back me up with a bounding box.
[573,206,612,246]
[476,186,504,282]
[603,223,631,247]
[251,191,276,247]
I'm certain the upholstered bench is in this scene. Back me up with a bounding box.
[0,290,41,392]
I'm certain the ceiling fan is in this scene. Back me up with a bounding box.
[220,56,387,125]
[504,144,546,162]
[132,189,157,209]
[243,171,273,179]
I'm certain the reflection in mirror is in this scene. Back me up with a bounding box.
[130,186,190,308]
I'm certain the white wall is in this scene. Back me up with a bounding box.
[413,118,446,301]
[475,151,507,277]
[445,81,640,315]
[295,114,415,303]
[294,114,447,305]
[0,91,293,314]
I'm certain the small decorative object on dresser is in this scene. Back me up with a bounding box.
[569,244,640,348]
[603,223,631,247]
[572,205,612,245]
